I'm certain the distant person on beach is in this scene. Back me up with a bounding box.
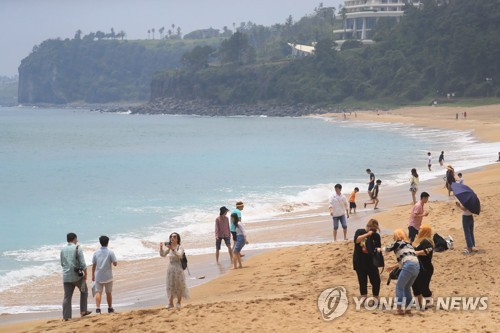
[455,202,476,254]
[231,201,245,256]
[60,232,91,320]
[438,151,445,166]
[353,219,382,302]
[349,187,359,214]
[456,113,458,120]
[215,206,233,263]
[427,152,432,171]
[497,152,500,162]
[232,212,248,269]
[457,172,464,184]
[445,165,456,196]
[160,232,189,309]
[385,229,420,315]
[92,235,117,314]
[409,168,419,205]
[408,192,430,242]
[364,179,381,210]
[412,224,434,310]
[366,169,375,196]
[328,184,350,241]
[464,111,467,119]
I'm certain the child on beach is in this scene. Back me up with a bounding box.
[427,152,432,171]
[349,187,359,214]
[457,172,464,184]
[364,180,381,210]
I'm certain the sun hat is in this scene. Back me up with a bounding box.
[220,206,229,214]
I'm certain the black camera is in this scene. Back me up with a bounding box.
[74,267,84,277]
[164,241,171,246]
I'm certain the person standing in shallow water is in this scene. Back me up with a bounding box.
[366,169,375,197]
[409,168,419,205]
[438,151,445,167]
[215,206,233,263]
[231,201,245,256]
[427,152,432,171]
[328,183,349,241]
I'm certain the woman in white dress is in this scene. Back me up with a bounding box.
[160,232,189,309]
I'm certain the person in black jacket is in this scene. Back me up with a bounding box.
[412,224,434,310]
[353,219,382,303]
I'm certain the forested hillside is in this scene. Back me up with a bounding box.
[17,5,336,105]
[152,0,500,107]
[18,37,222,104]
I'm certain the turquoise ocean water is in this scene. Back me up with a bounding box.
[0,107,498,313]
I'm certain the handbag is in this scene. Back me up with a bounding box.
[372,251,385,268]
[386,267,402,285]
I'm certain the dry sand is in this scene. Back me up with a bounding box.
[1,104,499,333]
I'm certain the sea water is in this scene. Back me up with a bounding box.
[0,107,498,312]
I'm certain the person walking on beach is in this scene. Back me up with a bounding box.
[91,235,117,314]
[456,201,476,254]
[445,165,456,196]
[160,232,189,309]
[232,212,248,269]
[364,179,382,210]
[215,206,233,263]
[408,192,430,242]
[60,232,91,320]
[231,201,245,256]
[438,151,445,167]
[385,229,420,315]
[427,152,432,171]
[353,219,382,303]
[412,224,434,310]
[409,168,419,205]
[328,184,349,241]
[366,169,375,196]
[349,187,359,214]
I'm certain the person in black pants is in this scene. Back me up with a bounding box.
[412,224,434,310]
[353,219,382,303]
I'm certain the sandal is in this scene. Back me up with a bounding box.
[81,311,92,317]
[463,249,471,254]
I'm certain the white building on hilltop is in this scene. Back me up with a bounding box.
[334,0,421,41]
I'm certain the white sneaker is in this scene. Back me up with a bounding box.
[166,304,174,309]
[175,303,181,309]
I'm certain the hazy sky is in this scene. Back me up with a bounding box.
[0,0,342,77]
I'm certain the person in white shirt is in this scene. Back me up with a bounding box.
[328,184,350,241]
[427,152,432,171]
[92,235,117,314]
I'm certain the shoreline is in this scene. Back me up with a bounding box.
[1,104,499,332]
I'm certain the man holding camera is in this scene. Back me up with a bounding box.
[60,232,91,320]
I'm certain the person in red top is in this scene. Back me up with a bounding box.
[215,206,233,263]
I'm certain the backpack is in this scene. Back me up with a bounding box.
[433,233,448,252]
[181,252,188,270]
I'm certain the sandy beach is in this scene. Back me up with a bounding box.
[1,104,499,333]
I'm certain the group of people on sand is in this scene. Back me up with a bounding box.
[347,151,479,315]
[60,200,249,319]
[327,169,383,241]
[354,219,435,315]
